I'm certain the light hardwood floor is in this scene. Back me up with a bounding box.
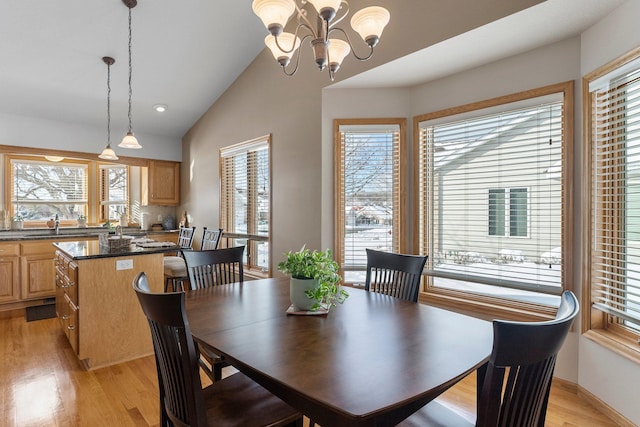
[0,312,621,426]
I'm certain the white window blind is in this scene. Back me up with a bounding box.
[99,164,128,222]
[220,136,270,271]
[336,123,401,284]
[11,158,88,220]
[417,98,564,296]
[590,64,640,330]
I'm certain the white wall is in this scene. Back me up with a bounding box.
[0,111,181,161]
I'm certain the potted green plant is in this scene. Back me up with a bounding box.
[278,245,348,311]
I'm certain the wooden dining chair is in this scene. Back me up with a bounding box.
[398,290,579,427]
[200,227,223,250]
[365,248,428,302]
[182,246,245,381]
[163,226,196,292]
[133,272,302,427]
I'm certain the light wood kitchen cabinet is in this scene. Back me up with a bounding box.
[55,250,79,353]
[142,160,180,205]
[20,241,57,300]
[0,243,20,303]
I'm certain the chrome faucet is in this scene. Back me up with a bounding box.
[54,214,60,235]
[115,225,122,237]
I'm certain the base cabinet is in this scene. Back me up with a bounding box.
[0,243,20,303]
[54,248,164,369]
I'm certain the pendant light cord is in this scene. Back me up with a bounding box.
[127,7,133,133]
[107,61,112,144]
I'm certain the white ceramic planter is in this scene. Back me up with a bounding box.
[290,277,318,311]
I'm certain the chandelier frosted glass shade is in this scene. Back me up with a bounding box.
[350,6,390,46]
[328,38,350,71]
[265,33,301,65]
[119,131,142,149]
[99,145,119,161]
[252,0,295,35]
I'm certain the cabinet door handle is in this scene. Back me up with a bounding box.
[67,325,75,331]
[62,315,70,320]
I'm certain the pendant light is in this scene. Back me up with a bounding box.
[99,56,119,161]
[119,0,142,149]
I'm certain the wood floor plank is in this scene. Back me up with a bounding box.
[0,312,623,426]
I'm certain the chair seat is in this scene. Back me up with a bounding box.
[201,371,300,427]
[163,256,187,277]
[398,401,474,427]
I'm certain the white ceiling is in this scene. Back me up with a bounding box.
[0,0,626,143]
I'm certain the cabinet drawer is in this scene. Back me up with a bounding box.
[21,241,57,256]
[0,243,19,257]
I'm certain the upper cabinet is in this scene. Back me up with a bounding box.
[142,160,180,206]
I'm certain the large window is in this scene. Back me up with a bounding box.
[585,48,640,359]
[415,82,573,316]
[220,135,270,275]
[334,119,405,285]
[8,156,89,223]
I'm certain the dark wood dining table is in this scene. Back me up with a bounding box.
[185,277,493,427]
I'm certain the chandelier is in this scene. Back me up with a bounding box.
[252,0,390,81]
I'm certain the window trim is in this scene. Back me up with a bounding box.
[97,163,130,224]
[4,154,95,227]
[583,46,640,362]
[333,118,407,284]
[413,81,574,321]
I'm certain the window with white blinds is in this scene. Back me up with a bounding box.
[334,119,404,285]
[588,55,640,334]
[99,164,128,222]
[9,157,88,221]
[416,83,572,306]
[220,135,270,273]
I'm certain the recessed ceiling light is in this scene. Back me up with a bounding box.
[153,104,168,113]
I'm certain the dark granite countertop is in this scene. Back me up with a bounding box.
[53,239,179,260]
[0,227,177,242]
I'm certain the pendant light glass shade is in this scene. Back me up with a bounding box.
[119,4,142,149]
[99,145,119,161]
[119,132,140,149]
[99,56,119,161]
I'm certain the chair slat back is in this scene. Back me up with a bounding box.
[183,246,245,291]
[177,226,196,249]
[364,249,428,302]
[477,291,579,427]
[133,273,206,427]
[200,227,223,250]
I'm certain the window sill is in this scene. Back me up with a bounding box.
[583,329,640,365]
[419,288,557,322]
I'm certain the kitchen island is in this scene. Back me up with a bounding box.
[53,239,177,370]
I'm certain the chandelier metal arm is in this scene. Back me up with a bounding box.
[327,0,350,29]
[281,33,314,76]
[328,27,374,61]
[274,22,315,54]
[292,1,318,36]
